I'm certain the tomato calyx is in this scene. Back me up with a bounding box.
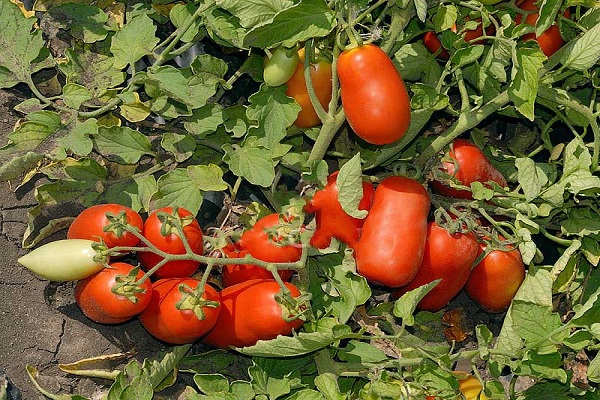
[90,241,111,265]
[103,210,139,239]
[156,207,197,239]
[175,282,220,321]
[274,288,311,323]
[111,266,148,303]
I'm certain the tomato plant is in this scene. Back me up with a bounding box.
[138,207,204,279]
[516,0,570,57]
[423,20,492,60]
[337,44,411,145]
[18,239,107,282]
[303,171,375,249]
[354,176,430,287]
[263,47,299,87]
[74,262,152,324]
[465,240,526,313]
[139,278,220,344]
[237,213,302,264]
[202,279,305,348]
[432,139,507,199]
[67,204,143,249]
[285,48,332,128]
[391,222,479,311]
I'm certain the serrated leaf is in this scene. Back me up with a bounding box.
[515,157,548,201]
[222,143,275,187]
[561,18,600,71]
[336,153,367,219]
[0,0,46,88]
[93,126,154,164]
[216,0,294,28]
[111,14,159,70]
[511,300,567,354]
[247,84,300,149]
[243,0,335,48]
[151,168,204,215]
[509,46,546,120]
[57,118,96,157]
[187,164,229,192]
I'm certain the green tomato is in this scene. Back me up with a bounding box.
[18,239,106,281]
[263,47,299,87]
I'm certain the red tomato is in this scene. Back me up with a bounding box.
[67,204,143,248]
[74,262,152,324]
[337,44,411,145]
[432,139,507,200]
[237,213,302,264]
[354,176,430,287]
[423,20,493,60]
[202,279,305,348]
[516,0,570,57]
[139,278,221,344]
[285,49,333,128]
[391,222,479,311]
[138,207,204,279]
[465,241,526,312]
[303,171,375,249]
[221,244,294,287]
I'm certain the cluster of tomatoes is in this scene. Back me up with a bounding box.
[19,205,307,347]
[264,43,411,145]
[423,0,570,58]
[305,138,526,314]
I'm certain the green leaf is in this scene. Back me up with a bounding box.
[216,0,294,28]
[187,164,229,192]
[46,3,109,43]
[394,43,443,84]
[535,0,562,37]
[562,208,600,236]
[410,83,449,111]
[205,6,247,49]
[392,281,439,326]
[432,4,457,31]
[0,0,47,88]
[314,373,345,400]
[571,286,600,327]
[561,19,600,71]
[588,353,600,383]
[170,3,205,43]
[185,104,226,138]
[516,352,568,382]
[57,118,97,157]
[247,84,300,149]
[222,143,275,187]
[0,110,62,153]
[337,340,387,364]
[243,0,335,48]
[62,83,93,109]
[151,168,204,215]
[336,153,368,219]
[248,357,313,398]
[510,300,567,354]
[111,14,159,70]
[515,157,549,201]
[509,45,546,120]
[161,132,196,162]
[450,45,484,69]
[193,374,230,394]
[93,126,154,164]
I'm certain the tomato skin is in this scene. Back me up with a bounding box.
[138,207,204,279]
[285,50,332,128]
[432,139,507,200]
[237,213,302,264]
[263,47,300,87]
[221,244,294,287]
[75,262,152,324]
[18,239,106,282]
[303,171,376,249]
[465,241,526,312]
[203,279,304,348]
[67,204,143,248]
[139,278,220,344]
[354,176,430,288]
[337,44,411,145]
[391,222,479,311]
[516,0,570,57]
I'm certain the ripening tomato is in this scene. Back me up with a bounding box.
[263,47,300,87]
[139,278,221,344]
[220,244,294,287]
[337,44,411,145]
[354,176,430,287]
[516,0,570,57]
[391,222,479,311]
[465,240,526,312]
[285,49,332,128]
[138,207,204,279]
[202,279,305,348]
[303,171,375,249]
[18,239,106,282]
[67,204,143,248]
[432,139,507,200]
[75,262,152,324]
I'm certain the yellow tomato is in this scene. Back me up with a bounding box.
[458,374,489,400]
